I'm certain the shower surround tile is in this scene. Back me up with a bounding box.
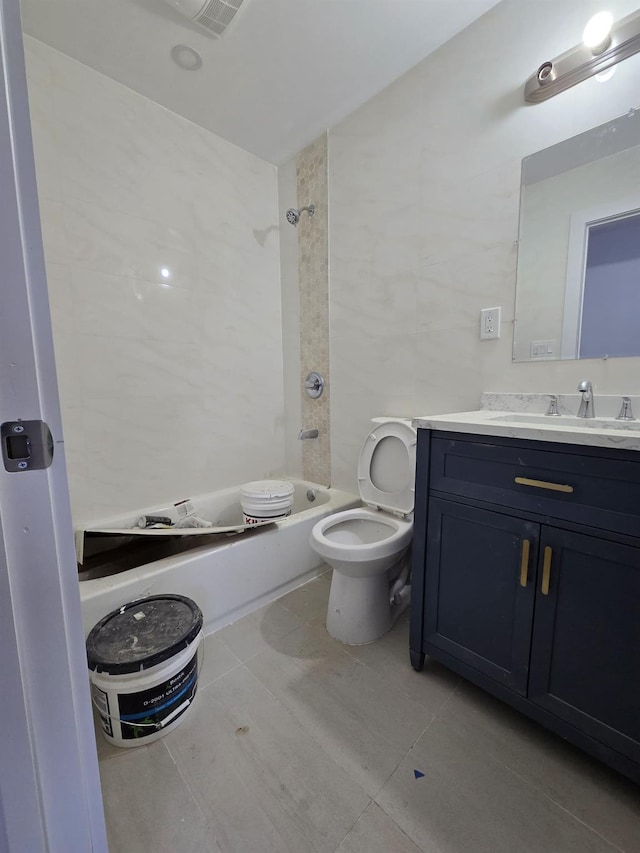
[24,36,286,524]
[297,134,330,486]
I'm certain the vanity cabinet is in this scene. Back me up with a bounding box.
[410,429,640,783]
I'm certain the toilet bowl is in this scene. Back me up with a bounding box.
[310,418,416,645]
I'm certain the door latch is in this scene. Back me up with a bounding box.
[1,420,54,472]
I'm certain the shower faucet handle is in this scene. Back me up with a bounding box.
[304,371,325,398]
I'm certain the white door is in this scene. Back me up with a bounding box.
[0,1,107,850]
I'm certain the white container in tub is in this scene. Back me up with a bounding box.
[240,480,294,524]
[79,480,359,637]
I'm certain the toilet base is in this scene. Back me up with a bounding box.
[326,569,408,645]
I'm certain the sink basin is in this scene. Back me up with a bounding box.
[492,413,640,431]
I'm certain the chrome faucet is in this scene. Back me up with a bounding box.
[576,380,595,418]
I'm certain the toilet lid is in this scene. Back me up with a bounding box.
[357,419,417,516]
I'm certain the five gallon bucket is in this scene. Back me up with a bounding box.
[86,594,203,748]
[240,480,294,525]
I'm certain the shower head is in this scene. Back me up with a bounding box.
[285,204,315,226]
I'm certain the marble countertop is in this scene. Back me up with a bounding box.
[413,393,640,452]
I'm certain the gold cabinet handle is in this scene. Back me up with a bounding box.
[541,546,552,595]
[520,539,530,587]
[515,477,574,494]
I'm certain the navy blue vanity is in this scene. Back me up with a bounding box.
[410,427,640,784]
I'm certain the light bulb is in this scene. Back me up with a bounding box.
[160,267,171,279]
[583,11,613,51]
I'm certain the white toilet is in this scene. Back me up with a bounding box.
[310,418,416,645]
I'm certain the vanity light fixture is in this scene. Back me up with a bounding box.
[525,8,640,102]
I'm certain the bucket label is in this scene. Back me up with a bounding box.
[92,684,113,738]
[117,651,198,740]
[243,509,292,525]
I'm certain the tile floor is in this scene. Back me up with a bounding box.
[95,570,640,853]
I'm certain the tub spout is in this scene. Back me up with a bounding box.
[298,428,319,440]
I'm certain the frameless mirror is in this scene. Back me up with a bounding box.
[512,108,640,361]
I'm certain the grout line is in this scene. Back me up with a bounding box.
[431,677,463,719]
[434,687,630,852]
[214,597,316,664]
[240,661,396,804]
[241,661,284,704]
[197,658,243,693]
[340,623,462,722]
[331,798,373,852]
[162,732,227,850]
[373,800,437,853]
[546,798,627,853]
[370,712,437,802]
[197,634,243,691]
[162,739,200,806]
[485,754,628,853]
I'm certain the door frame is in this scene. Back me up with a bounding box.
[0,1,107,850]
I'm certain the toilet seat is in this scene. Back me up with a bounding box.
[312,507,412,563]
[357,419,416,516]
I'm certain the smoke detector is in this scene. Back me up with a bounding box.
[163,0,250,39]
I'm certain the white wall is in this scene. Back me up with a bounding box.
[328,0,640,493]
[24,36,286,524]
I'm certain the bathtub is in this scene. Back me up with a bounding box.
[79,479,359,636]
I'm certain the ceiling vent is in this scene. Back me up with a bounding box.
[163,0,249,38]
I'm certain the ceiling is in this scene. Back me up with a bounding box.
[20,0,500,165]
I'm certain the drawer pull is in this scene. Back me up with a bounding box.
[514,477,574,494]
[520,539,530,587]
[541,546,552,595]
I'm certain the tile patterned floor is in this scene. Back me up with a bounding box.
[96,570,640,852]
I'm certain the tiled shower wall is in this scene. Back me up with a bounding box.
[24,37,285,524]
[297,135,331,485]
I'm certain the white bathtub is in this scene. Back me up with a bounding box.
[79,479,359,636]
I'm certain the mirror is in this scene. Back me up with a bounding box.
[513,108,640,361]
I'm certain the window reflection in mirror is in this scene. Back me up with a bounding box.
[513,109,640,362]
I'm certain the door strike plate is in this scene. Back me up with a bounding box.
[1,420,54,472]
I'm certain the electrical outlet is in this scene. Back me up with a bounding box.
[480,307,501,340]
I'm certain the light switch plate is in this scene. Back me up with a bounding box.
[531,339,557,358]
[480,307,501,340]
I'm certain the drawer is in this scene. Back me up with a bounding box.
[428,432,640,538]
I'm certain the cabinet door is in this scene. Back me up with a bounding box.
[529,528,640,763]
[423,498,538,694]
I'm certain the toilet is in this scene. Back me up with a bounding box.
[310,417,416,645]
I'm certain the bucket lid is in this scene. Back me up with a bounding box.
[240,480,294,501]
[86,594,203,675]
